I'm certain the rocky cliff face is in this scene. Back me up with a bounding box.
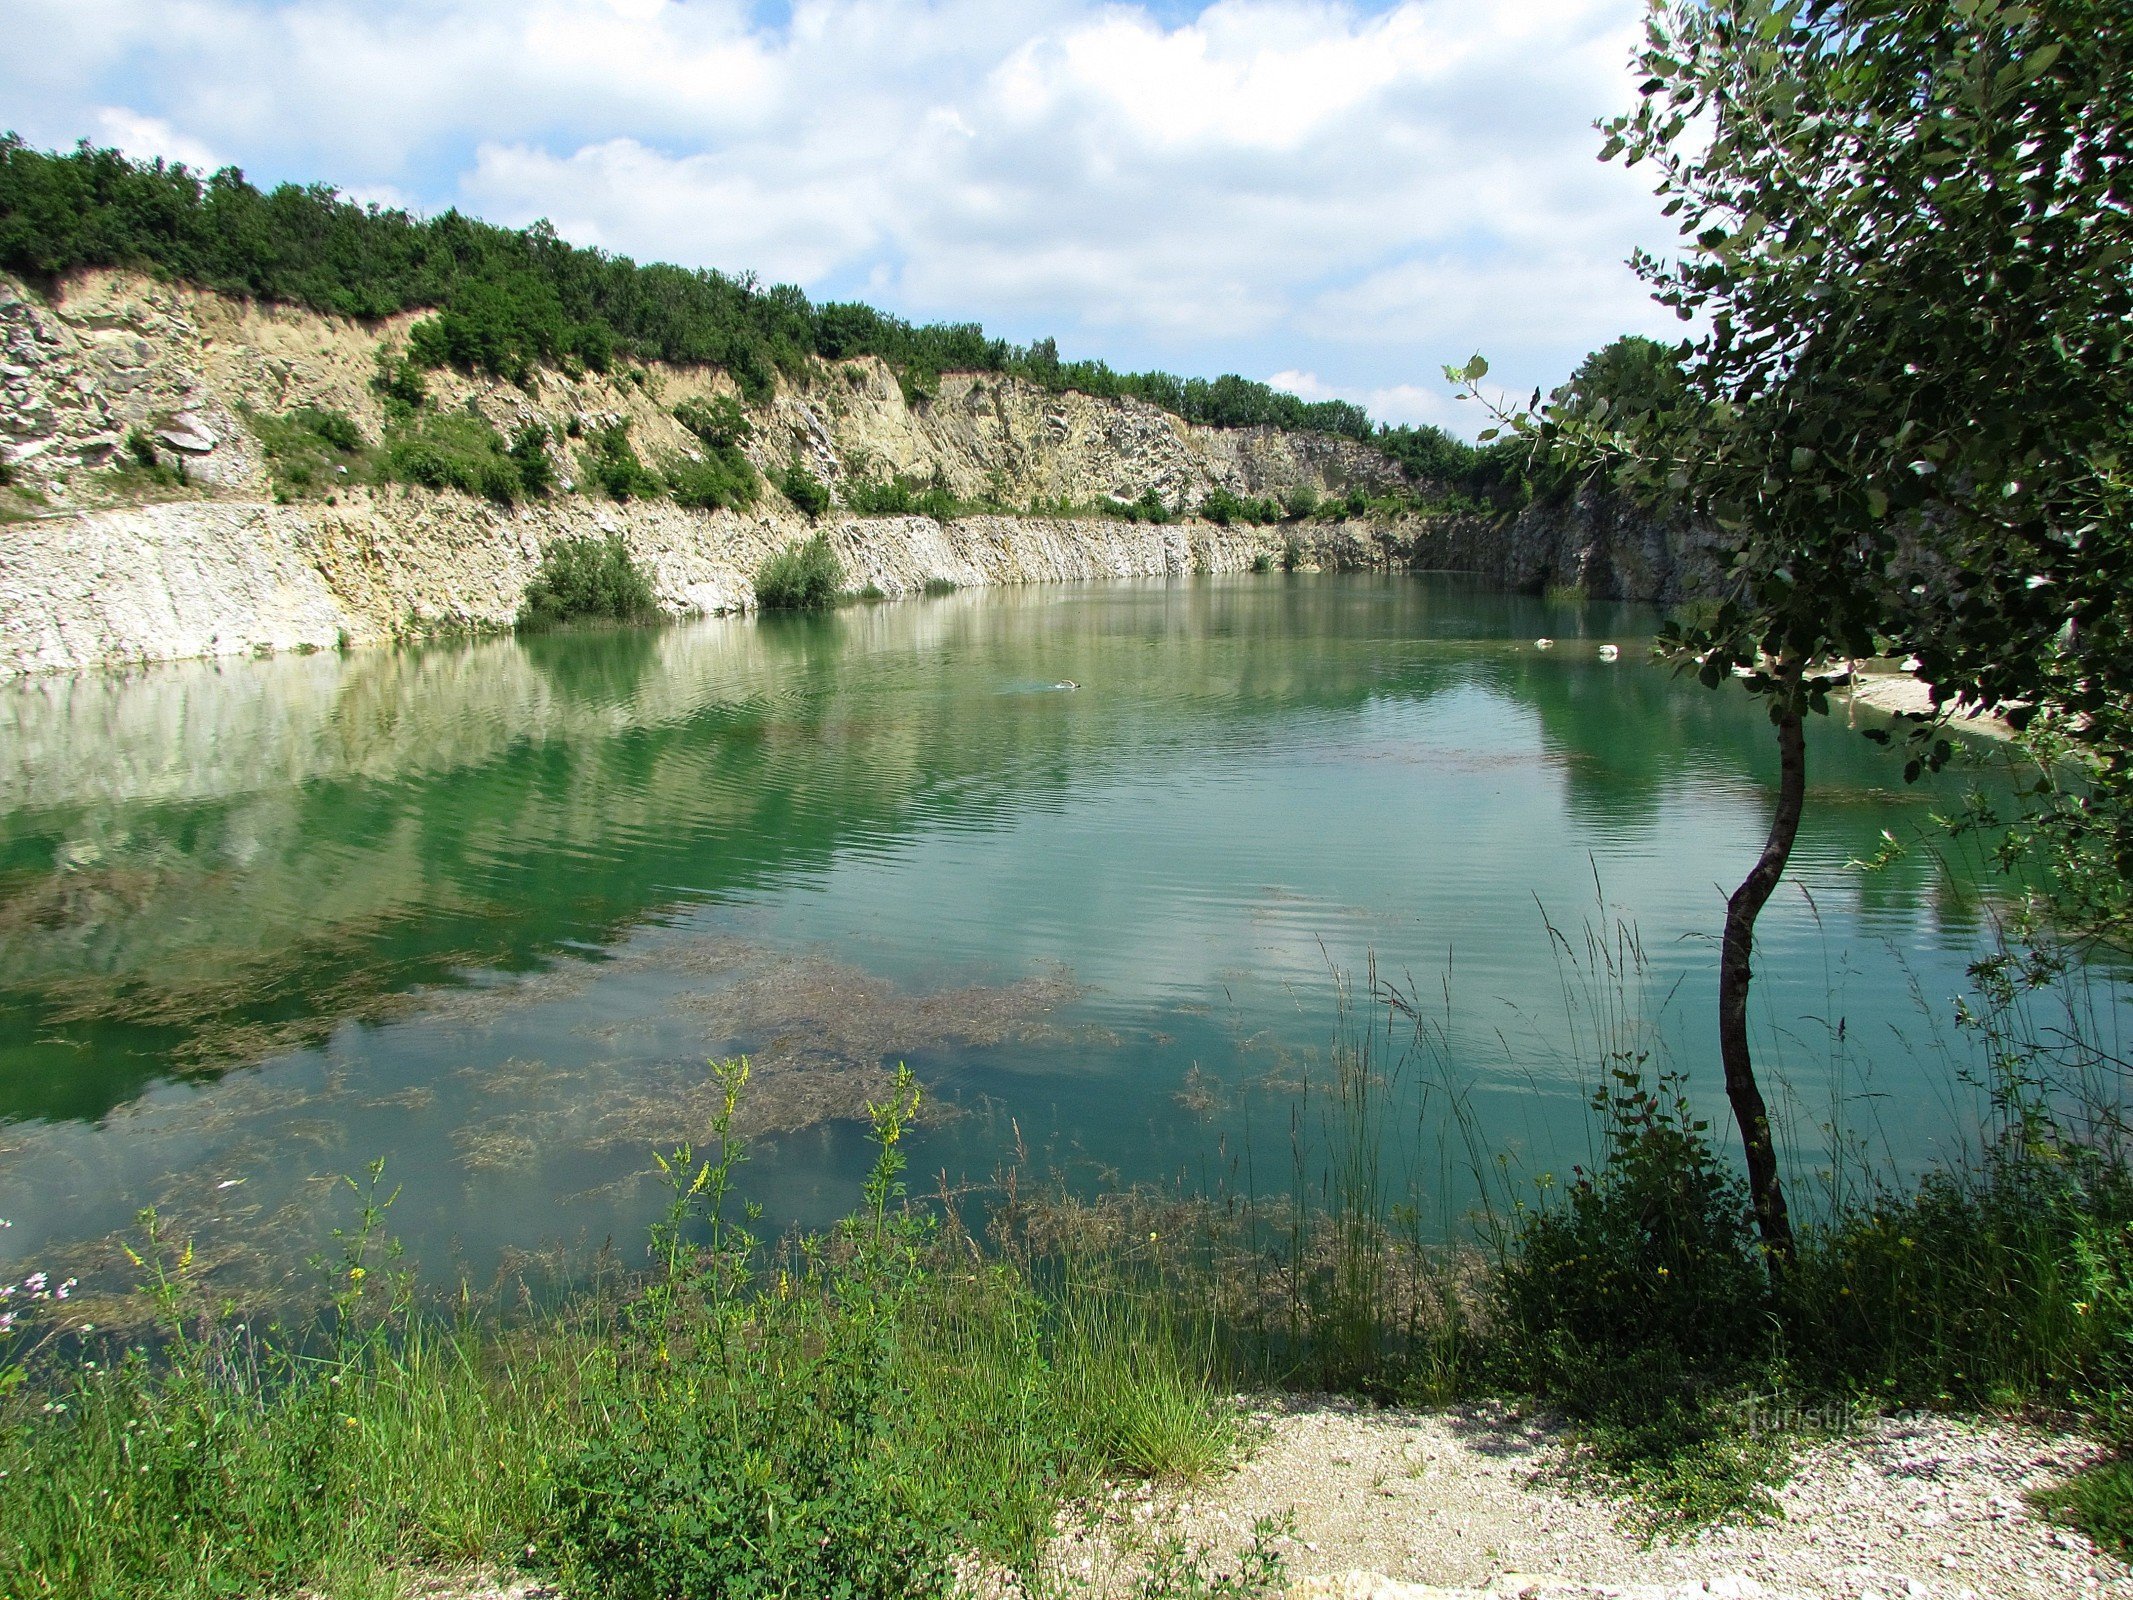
[0,269,1712,679]
[1404,482,1731,607]
[0,270,1430,677]
[0,269,1404,515]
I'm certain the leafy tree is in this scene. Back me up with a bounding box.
[1462,0,2133,1259]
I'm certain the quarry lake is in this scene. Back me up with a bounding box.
[0,574,2062,1303]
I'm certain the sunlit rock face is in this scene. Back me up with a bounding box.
[0,270,1422,676]
[0,269,1715,678]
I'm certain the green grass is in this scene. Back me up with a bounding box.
[245,405,376,499]
[0,1066,1238,1600]
[2038,1458,2133,1559]
[7,932,2131,1586]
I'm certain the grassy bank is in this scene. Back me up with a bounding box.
[5,954,2132,1597]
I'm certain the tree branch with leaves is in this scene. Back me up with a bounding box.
[1456,0,2132,1261]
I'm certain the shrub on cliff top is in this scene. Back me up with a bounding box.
[754,533,843,611]
[518,533,659,630]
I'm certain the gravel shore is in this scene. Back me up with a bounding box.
[1041,1397,2129,1600]
[418,1396,2129,1600]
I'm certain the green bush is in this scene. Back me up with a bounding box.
[672,395,752,450]
[518,534,659,629]
[371,350,429,416]
[1486,1068,1782,1534]
[754,533,843,611]
[664,396,759,510]
[245,406,373,497]
[1783,1137,2133,1414]
[554,1341,950,1600]
[578,422,664,502]
[1102,487,1173,525]
[381,409,527,505]
[664,452,758,511]
[508,422,555,497]
[778,456,831,517]
[1281,485,1320,520]
[842,469,961,520]
[921,576,959,597]
[1493,1069,1769,1398]
[1196,488,1283,527]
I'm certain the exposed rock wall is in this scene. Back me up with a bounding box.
[3,489,1371,676]
[0,270,1431,677]
[0,269,1720,679]
[1405,481,1731,606]
[0,269,1405,514]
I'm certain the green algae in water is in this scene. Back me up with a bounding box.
[0,574,2087,1302]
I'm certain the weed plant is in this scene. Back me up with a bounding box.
[0,1066,1238,1600]
[518,534,659,630]
[755,532,844,610]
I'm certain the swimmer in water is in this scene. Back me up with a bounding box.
[1055,680,1080,691]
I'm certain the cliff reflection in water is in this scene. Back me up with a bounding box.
[0,574,2024,1299]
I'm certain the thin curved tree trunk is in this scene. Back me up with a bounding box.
[1720,663,1804,1265]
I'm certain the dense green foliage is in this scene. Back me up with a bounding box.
[1455,0,2133,1264]
[754,533,844,610]
[776,457,832,518]
[1512,0,2133,937]
[841,468,964,520]
[1196,488,1286,527]
[575,421,663,503]
[663,396,760,512]
[517,534,659,630]
[0,135,1499,491]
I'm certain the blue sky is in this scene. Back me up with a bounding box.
[3,0,1686,434]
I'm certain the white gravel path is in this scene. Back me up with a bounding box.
[1044,1397,2130,1600]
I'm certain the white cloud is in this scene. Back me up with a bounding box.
[91,108,222,172]
[2,0,1683,436]
[1266,369,1468,431]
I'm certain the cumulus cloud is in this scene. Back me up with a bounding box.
[0,0,1684,436]
[90,108,223,172]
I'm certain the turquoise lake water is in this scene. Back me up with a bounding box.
[0,574,2067,1301]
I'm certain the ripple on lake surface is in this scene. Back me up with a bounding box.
[0,573,2091,1300]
